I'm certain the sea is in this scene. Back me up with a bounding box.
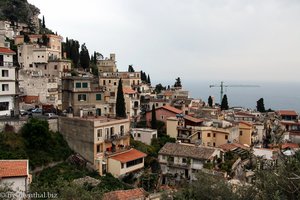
[154,80,300,113]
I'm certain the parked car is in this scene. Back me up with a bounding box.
[45,113,58,119]
[19,110,28,116]
[31,108,42,113]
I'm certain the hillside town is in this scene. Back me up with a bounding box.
[1,1,300,200]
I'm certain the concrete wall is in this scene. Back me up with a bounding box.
[58,117,95,163]
[1,177,28,199]
[131,128,157,145]
[166,117,178,139]
[239,123,252,146]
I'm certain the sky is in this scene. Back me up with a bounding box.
[28,0,300,84]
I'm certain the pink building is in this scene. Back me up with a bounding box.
[145,105,182,127]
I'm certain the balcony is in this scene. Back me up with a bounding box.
[177,126,192,131]
[0,61,14,67]
[104,132,129,142]
[166,161,190,169]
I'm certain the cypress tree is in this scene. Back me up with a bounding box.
[147,75,151,84]
[79,43,90,69]
[257,98,266,112]
[221,94,229,110]
[151,104,157,129]
[42,15,45,28]
[208,96,213,107]
[116,79,126,118]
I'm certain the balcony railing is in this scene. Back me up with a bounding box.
[167,161,190,169]
[0,61,14,67]
[104,132,129,142]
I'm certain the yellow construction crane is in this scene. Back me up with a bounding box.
[209,81,260,103]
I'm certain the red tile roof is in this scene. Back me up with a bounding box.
[219,143,250,151]
[109,149,146,163]
[281,143,299,149]
[184,115,204,123]
[161,105,182,114]
[0,47,15,54]
[102,188,147,200]
[123,88,137,94]
[277,110,298,116]
[0,160,28,178]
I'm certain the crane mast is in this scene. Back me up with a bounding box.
[209,81,260,104]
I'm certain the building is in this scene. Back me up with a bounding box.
[0,47,19,117]
[158,143,221,181]
[146,105,183,126]
[131,128,157,145]
[239,121,253,146]
[61,76,106,116]
[58,116,146,177]
[123,88,141,121]
[276,110,298,121]
[0,160,31,199]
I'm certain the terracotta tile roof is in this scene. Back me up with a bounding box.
[0,47,15,54]
[102,188,147,200]
[123,88,136,94]
[109,149,147,163]
[239,121,252,127]
[280,121,300,125]
[161,105,182,114]
[277,110,298,116]
[159,143,217,160]
[0,160,28,178]
[184,115,204,123]
[219,143,250,151]
[20,95,39,104]
[281,143,299,149]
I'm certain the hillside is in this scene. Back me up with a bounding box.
[0,0,39,24]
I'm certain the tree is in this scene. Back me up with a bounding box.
[21,118,51,151]
[174,77,182,88]
[256,98,266,112]
[128,65,135,72]
[79,43,90,69]
[116,79,126,118]
[221,94,229,110]
[208,96,213,107]
[147,75,151,85]
[154,84,166,94]
[42,15,45,28]
[151,104,157,129]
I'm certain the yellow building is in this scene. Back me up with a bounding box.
[238,121,253,146]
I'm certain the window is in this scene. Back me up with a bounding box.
[19,53,21,57]
[162,155,166,160]
[103,80,106,85]
[78,94,86,101]
[213,133,216,137]
[121,163,124,169]
[82,82,88,88]
[109,80,111,83]
[161,115,164,120]
[97,129,102,138]
[225,135,228,140]
[120,125,124,135]
[156,103,158,107]
[240,131,243,136]
[96,94,101,101]
[29,64,33,68]
[2,70,8,77]
[75,82,81,88]
[2,84,9,91]
[168,156,174,163]
[54,65,57,70]
[44,65,47,70]
[0,102,9,111]
[182,158,187,163]
[126,158,143,168]
[114,82,116,86]
[96,144,102,153]
[152,134,157,139]
[138,133,141,137]
[213,142,216,147]
[207,133,211,137]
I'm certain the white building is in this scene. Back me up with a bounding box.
[131,128,157,145]
[0,47,18,117]
[0,160,31,200]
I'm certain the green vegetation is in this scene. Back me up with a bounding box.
[63,37,80,67]
[0,0,39,28]
[154,83,166,94]
[221,94,229,110]
[116,78,126,118]
[208,96,213,107]
[174,77,182,88]
[151,104,157,129]
[79,43,90,69]
[256,97,266,112]
[0,118,72,168]
[128,65,135,72]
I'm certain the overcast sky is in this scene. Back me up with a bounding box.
[28,0,300,83]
